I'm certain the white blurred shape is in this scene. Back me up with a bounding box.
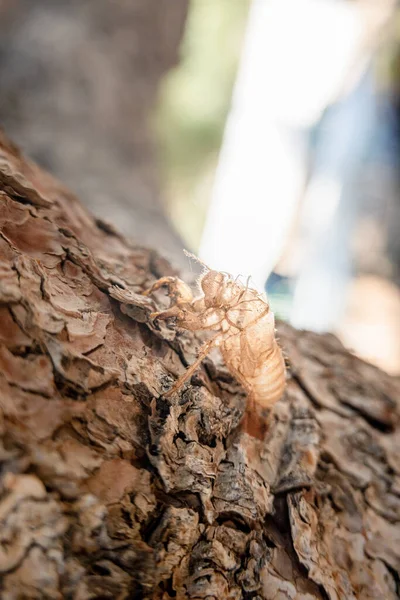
[302,177,342,232]
[199,0,366,292]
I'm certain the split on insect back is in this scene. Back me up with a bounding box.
[143,251,287,438]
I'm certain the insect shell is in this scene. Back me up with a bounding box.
[199,269,287,410]
[145,261,287,414]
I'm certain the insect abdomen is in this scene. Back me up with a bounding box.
[247,341,286,408]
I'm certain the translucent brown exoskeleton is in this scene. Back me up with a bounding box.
[144,253,286,436]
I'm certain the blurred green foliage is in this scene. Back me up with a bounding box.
[154,0,250,248]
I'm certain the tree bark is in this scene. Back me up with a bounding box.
[0,130,399,599]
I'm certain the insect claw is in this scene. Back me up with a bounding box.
[150,311,167,324]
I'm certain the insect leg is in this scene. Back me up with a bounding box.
[143,276,177,296]
[164,334,222,397]
[149,305,182,322]
[229,275,253,306]
[143,276,194,305]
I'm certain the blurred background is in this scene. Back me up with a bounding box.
[0,0,399,375]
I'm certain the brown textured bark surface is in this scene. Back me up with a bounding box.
[0,131,399,599]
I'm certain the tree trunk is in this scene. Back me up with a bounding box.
[0,130,399,599]
[0,0,189,269]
